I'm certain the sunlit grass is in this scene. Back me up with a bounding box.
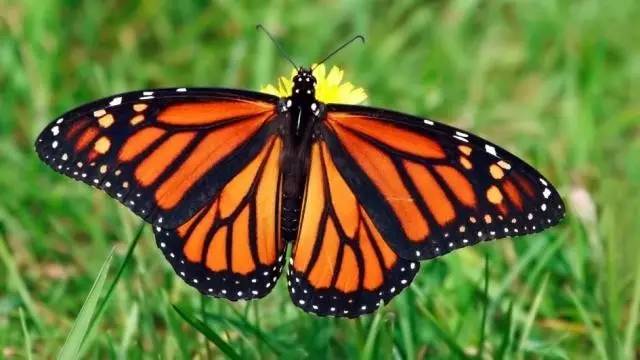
[1,0,639,358]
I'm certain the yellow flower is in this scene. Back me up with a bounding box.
[261,64,367,105]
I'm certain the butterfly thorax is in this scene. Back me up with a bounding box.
[286,68,320,145]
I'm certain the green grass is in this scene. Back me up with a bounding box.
[1,0,639,358]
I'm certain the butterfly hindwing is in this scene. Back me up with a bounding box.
[154,135,287,300]
[288,141,419,317]
[35,88,280,228]
[321,104,565,261]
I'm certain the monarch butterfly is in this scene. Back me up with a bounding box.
[35,28,564,318]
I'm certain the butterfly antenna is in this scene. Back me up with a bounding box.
[312,34,365,71]
[256,24,299,70]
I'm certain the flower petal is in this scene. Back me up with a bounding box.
[326,66,344,86]
[349,88,368,104]
[260,64,367,105]
[312,64,326,82]
[261,84,281,97]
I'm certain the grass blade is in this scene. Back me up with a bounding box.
[414,302,469,359]
[86,222,145,335]
[568,288,607,360]
[118,302,139,357]
[19,307,33,360]
[164,295,191,358]
[624,260,640,359]
[58,250,113,360]
[172,304,241,360]
[203,311,288,356]
[496,301,515,359]
[0,233,43,330]
[201,296,212,359]
[517,273,550,356]
[361,310,384,360]
[476,255,490,359]
[70,221,146,356]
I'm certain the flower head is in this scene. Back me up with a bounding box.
[261,64,367,105]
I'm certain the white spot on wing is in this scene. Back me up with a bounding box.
[109,96,122,106]
[176,88,187,92]
[485,144,497,156]
[423,119,434,125]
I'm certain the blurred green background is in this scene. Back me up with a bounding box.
[1,0,640,358]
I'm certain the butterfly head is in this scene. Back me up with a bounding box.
[291,68,317,99]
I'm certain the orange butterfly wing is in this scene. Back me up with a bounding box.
[36,88,289,299]
[288,142,418,317]
[154,136,286,299]
[321,105,565,261]
[288,104,564,317]
[35,88,280,228]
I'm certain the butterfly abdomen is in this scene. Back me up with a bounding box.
[281,194,302,242]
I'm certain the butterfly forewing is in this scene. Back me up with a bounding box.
[35,88,280,228]
[320,104,565,261]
